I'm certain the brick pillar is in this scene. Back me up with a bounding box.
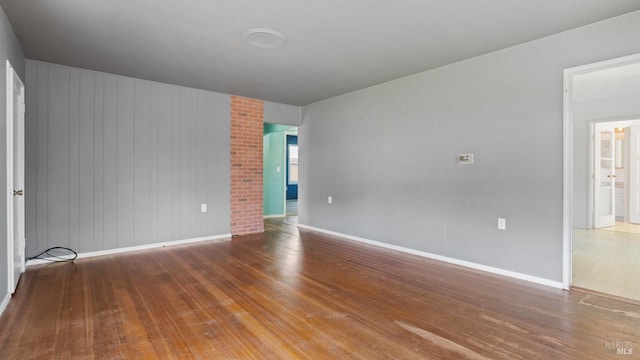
[230,96,264,235]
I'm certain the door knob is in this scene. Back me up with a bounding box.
[13,190,23,196]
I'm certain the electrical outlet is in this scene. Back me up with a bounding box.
[498,218,506,230]
[328,196,333,204]
[201,204,207,213]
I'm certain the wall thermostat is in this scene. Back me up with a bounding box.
[457,153,474,164]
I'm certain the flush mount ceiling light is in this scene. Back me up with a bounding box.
[242,28,287,49]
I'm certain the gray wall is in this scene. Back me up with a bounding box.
[0,5,24,303]
[25,60,230,256]
[299,11,640,282]
[264,101,301,126]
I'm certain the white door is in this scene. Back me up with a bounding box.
[593,124,616,228]
[629,126,640,224]
[6,60,25,294]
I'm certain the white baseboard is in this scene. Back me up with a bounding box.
[26,234,232,266]
[264,214,285,219]
[0,292,10,318]
[297,224,563,289]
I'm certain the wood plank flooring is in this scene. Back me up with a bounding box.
[1,217,638,359]
[573,227,640,301]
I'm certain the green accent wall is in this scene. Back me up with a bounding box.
[263,131,286,216]
[264,123,294,135]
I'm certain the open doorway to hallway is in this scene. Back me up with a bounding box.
[567,55,640,302]
[286,133,298,217]
[574,121,640,301]
[263,124,298,220]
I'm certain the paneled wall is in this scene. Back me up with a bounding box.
[25,60,231,256]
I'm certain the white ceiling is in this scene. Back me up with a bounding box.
[2,0,640,106]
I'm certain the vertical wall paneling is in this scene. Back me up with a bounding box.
[134,79,150,245]
[47,65,70,248]
[68,69,80,252]
[182,88,190,237]
[93,73,104,251]
[189,90,197,238]
[25,60,231,254]
[180,89,190,238]
[207,92,231,231]
[116,77,135,247]
[103,74,118,250]
[148,83,159,244]
[24,61,37,257]
[157,84,173,243]
[195,91,206,235]
[172,88,181,240]
[35,62,49,254]
[79,70,96,252]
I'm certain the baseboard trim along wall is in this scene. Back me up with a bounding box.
[263,214,285,219]
[0,293,10,318]
[297,224,563,289]
[26,234,232,266]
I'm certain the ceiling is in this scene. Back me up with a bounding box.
[2,1,640,106]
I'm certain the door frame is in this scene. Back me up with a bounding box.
[284,130,298,213]
[5,60,25,294]
[285,133,298,201]
[562,52,640,289]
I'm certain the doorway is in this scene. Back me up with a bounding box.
[263,124,298,218]
[589,121,640,229]
[564,53,640,301]
[5,60,25,294]
[286,134,298,216]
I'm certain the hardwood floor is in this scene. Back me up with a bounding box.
[1,217,638,359]
[286,200,298,216]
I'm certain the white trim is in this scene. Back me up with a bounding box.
[6,60,14,294]
[562,67,572,289]
[263,214,285,219]
[562,52,640,290]
[298,224,563,289]
[26,234,231,266]
[282,131,289,215]
[6,60,25,294]
[0,293,9,318]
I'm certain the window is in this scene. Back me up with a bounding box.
[288,144,298,184]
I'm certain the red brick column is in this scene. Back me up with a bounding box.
[230,96,264,235]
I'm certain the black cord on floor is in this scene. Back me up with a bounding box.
[26,247,78,263]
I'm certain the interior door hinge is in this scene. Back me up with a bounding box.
[19,102,25,114]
